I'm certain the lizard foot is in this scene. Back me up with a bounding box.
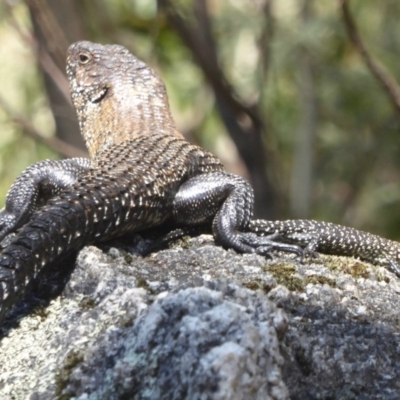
[302,245,320,261]
[234,232,305,259]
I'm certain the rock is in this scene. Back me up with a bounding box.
[62,283,288,400]
[0,234,400,399]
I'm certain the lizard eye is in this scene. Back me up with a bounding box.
[78,52,91,64]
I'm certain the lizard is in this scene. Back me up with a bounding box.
[0,41,303,324]
[1,41,400,326]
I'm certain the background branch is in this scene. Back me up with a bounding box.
[257,0,274,85]
[0,96,87,159]
[339,0,400,119]
[4,1,71,105]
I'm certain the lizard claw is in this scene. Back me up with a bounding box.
[302,246,320,261]
[388,259,400,278]
[237,232,305,258]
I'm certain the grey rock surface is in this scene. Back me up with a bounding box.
[0,234,400,399]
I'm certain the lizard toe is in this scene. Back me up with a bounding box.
[388,259,400,278]
[235,232,304,258]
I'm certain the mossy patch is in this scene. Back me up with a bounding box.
[54,350,84,398]
[136,276,156,294]
[304,274,336,288]
[324,256,370,279]
[260,262,338,292]
[120,315,135,328]
[79,297,95,310]
[349,262,370,279]
[123,252,134,264]
[170,235,192,250]
[32,305,50,321]
[243,279,275,293]
[262,263,305,292]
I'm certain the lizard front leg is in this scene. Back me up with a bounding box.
[172,172,303,257]
[0,157,90,242]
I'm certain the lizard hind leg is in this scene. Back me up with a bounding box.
[172,172,303,258]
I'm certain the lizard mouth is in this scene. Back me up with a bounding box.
[90,86,108,103]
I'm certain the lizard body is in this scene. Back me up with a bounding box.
[0,41,301,323]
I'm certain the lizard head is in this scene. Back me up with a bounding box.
[67,41,150,106]
[66,41,179,158]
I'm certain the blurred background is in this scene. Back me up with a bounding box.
[1,0,400,238]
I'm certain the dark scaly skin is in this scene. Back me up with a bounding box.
[0,41,302,323]
[0,158,91,242]
[248,219,400,276]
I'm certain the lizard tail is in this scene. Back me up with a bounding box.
[249,219,400,273]
[0,182,134,323]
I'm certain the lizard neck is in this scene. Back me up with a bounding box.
[77,79,181,159]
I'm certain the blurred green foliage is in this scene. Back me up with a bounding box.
[1,0,400,238]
